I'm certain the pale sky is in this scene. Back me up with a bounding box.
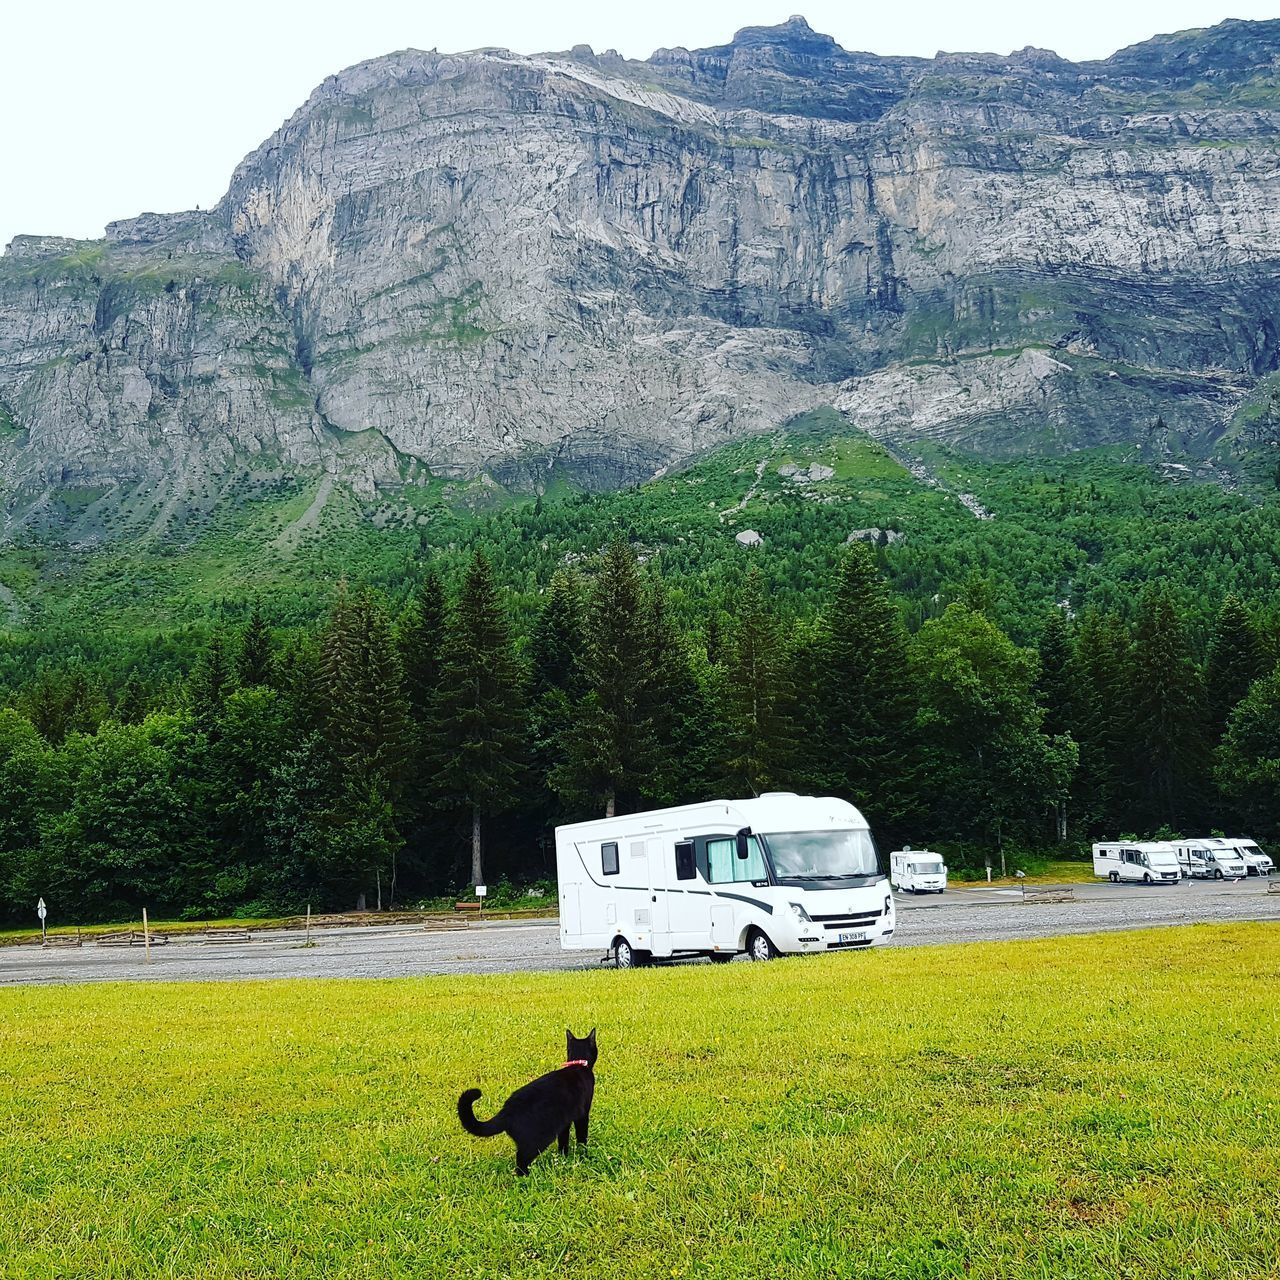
[1,1,1275,249]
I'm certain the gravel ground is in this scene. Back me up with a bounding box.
[2,879,1276,988]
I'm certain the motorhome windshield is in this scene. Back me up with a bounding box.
[911,860,943,875]
[765,829,880,881]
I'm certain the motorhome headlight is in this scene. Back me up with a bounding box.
[788,902,812,923]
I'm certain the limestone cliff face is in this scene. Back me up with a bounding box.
[3,15,1280,534]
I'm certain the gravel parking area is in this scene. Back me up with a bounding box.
[2,879,1276,987]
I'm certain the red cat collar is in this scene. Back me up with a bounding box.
[562,1059,590,1068]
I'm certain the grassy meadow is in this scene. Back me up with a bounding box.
[1,924,1277,1279]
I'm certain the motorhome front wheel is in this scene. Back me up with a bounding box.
[747,930,778,962]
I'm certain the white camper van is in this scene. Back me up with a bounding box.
[555,793,895,966]
[1092,841,1181,884]
[890,848,947,893]
[1231,838,1274,877]
[1175,839,1247,880]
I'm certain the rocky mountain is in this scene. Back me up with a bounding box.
[3,15,1280,541]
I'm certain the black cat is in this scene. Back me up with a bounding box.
[458,1028,597,1175]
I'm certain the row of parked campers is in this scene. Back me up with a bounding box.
[1093,838,1273,884]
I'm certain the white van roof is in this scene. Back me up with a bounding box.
[556,793,869,839]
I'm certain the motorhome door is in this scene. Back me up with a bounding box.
[634,837,672,956]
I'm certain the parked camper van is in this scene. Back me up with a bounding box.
[1231,838,1274,876]
[1175,840,1247,880]
[890,848,947,893]
[555,793,895,966]
[1092,841,1181,884]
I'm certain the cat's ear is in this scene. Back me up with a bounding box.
[588,1027,597,1041]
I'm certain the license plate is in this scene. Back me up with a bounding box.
[838,930,867,944]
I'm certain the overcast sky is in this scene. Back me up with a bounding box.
[1,1,1274,248]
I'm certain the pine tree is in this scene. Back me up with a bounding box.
[1035,609,1073,738]
[115,672,149,725]
[1068,609,1136,835]
[526,570,586,836]
[553,540,667,817]
[430,550,526,886]
[528,569,585,701]
[237,602,275,688]
[717,567,796,796]
[320,586,410,789]
[398,569,448,726]
[189,632,234,733]
[643,577,710,806]
[1205,594,1265,742]
[810,544,917,834]
[318,586,411,906]
[1130,586,1208,830]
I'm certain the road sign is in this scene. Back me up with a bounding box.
[36,898,46,920]
[475,885,488,897]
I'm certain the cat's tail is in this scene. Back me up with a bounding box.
[457,1089,506,1138]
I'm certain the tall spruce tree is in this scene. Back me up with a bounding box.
[394,568,451,880]
[320,586,410,789]
[1068,609,1135,835]
[430,550,526,887]
[398,569,448,728]
[810,544,917,834]
[1035,609,1074,738]
[553,540,667,817]
[319,586,411,907]
[237,602,275,688]
[1205,594,1265,742]
[528,570,585,701]
[189,632,234,733]
[643,577,710,806]
[1035,608,1074,840]
[527,570,586,833]
[1130,586,1208,830]
[115,672,149,725]
[717,566,796,796]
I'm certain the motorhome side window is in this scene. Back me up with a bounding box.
[674,840,696,881]
[706,836,767,884]
[601,842,619,876]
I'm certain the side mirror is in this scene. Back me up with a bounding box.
[736,827,753,860]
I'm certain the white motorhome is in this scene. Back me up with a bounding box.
[1092,841,1181,884]
[1230,838,1274,877]
[1175,839,1247,880]
[890,848,947,893]
[555,794,895,966]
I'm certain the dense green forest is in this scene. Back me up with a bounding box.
[2,421,1279,924]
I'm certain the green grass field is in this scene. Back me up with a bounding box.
[2,924,1277,1279]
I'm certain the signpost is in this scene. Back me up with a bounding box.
[476,884,487,916]
[37,897,47,946]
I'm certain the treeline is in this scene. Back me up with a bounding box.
[1,541,1277,925]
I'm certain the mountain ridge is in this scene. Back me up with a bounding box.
[3,15,1280,543]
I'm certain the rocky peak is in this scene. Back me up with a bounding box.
[3,16,1280,540]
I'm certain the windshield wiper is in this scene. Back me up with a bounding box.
[782,872,866,881]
